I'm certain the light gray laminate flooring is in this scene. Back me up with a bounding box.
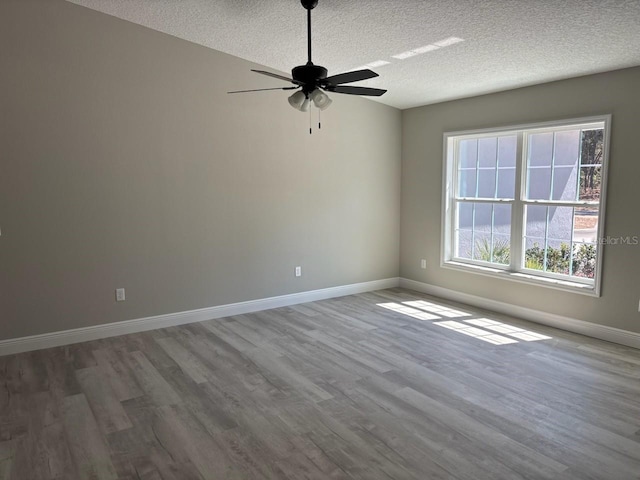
[1,288,639,479]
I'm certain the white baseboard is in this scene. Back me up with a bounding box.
[0,277,400,356]
[400,277,640,350]
[6,276,636,355]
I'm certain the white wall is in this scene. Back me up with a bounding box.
[0,0,402,340]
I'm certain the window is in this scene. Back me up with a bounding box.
[442,116,610,296]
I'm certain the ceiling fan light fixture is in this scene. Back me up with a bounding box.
[310,89,332,110]
[288,90,309,111]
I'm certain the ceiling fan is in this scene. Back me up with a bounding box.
[228,0,387,116]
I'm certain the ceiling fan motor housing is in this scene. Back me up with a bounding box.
[292,64,328,93]
[301,0,318,10]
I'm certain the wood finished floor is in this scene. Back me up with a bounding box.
[1,288,639,480]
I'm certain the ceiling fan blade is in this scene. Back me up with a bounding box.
[329,86,387,96]
[324,69,379,85]
[251,69,299,84]
[228,87,298,94]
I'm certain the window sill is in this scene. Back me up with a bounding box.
[441,260,600,297]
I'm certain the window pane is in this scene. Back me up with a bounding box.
[526,132,553,200]
[459,139,478,169]
[477,168,497,198]
[524,237,545,270]
[525,205,547,238]
[458,202,473,229]
[525,205,548,270]
[474,203,492,232]
[579,128,604,201]
[455,202,511,266]
[478,138,497,168]
[456,229,473,259]
[580,129,604,166]
[579,165,602,201]
[573,206,598,244]
[473,231,492,261]
[545,239,571,275]
[552,165,578,201]
[572,243,597,279]
[528,132,553,167]
[458,136,509,200]
[497,167,515,198]
[554,130,580,166]
[525,206,573,274]
[492,234,511,265]
[527,166,551,200]
[458,169,477,197]
[494,204,511,234]
[497,136,516,168]
[548,206,573,243]
[551,130,580,201]
[524,205,600,278]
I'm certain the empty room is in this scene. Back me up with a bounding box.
[2,1,640,479]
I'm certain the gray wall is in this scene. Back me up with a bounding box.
[401,66,640,334]
[0,0,402,340]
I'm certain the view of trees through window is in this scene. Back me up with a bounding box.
[451,121,605,283]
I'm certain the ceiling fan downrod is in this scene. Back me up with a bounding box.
[293,0,326,96]
[303,0,317,64]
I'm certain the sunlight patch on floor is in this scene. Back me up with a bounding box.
[402,300,470,318]
[377,299,552,346]
[465,318,552,341]
[434,320,518,345]
[377,302,440,320]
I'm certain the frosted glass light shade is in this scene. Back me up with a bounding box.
[310,89,332,110]
[288,91,310,111]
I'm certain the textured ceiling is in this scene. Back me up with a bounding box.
[66,0,640,110]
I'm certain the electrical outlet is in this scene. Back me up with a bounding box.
[115,288,126,302]
[420,259,427,269]
[295,266,302,277]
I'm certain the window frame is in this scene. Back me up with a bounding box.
[441,115,611,297]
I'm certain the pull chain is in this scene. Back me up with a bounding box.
[309,105,312,135]
[318,108,321,130]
